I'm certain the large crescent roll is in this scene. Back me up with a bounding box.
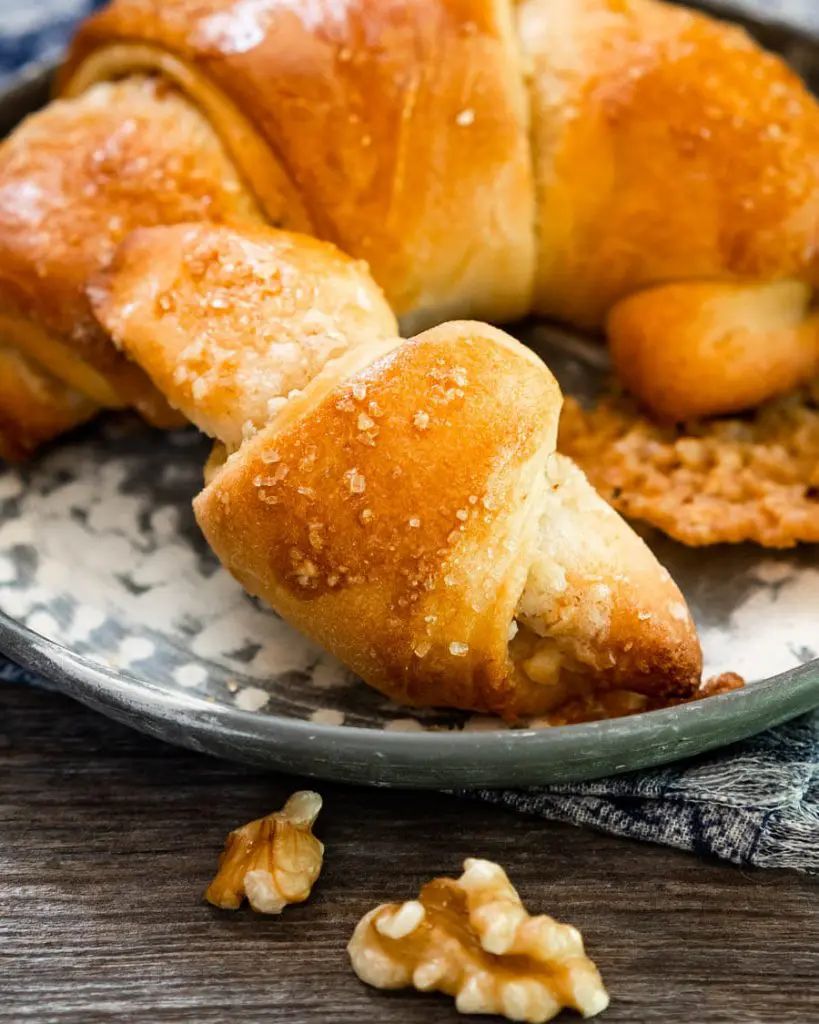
[62,0,536,329]
[55,0,819,417]
[91,223,702,719]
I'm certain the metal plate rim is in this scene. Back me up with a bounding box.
[3,607,817,788]
[2,3,819,788]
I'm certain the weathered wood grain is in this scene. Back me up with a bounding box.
[0,682,816,1023]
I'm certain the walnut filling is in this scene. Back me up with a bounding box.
[509,621,651,724]
[504,452,698,723]
[503,453,643,720]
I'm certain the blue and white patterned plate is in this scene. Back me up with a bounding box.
[2,317,818,786]
[2,1,819,786]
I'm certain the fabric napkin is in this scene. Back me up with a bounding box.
[1,0,818,872]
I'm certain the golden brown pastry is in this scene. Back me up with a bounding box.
[89,223,398,450]
[61,0,819,420]
[2,0,819,548]
[520,0,819,419]
[606,281,819,422]
[0,347,96,461]
[68,0,819,363]
[61,0,536,329]
[92,223,701,719]
[0,76,263,428]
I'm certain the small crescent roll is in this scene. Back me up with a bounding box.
[194,322,701,717]
[92,224,701,719]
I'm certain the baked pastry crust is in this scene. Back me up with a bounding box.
[195,322,701,717]
[90,223,398,450]
[0,347,96,461]
[93,223,702,718]
[62,0,536,328]
[0,77,261,425]
[522,0,819,327]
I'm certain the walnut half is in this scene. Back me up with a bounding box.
[348,858,609,1022]
[205,791,324,913]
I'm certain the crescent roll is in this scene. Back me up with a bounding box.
[518,0,819,419]
[4,0,819,552]
[91,223,702,719]
[54,0,819,423]
[0,76,263,427]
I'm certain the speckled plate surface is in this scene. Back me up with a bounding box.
[2,2,819,787]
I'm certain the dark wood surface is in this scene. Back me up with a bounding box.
[0,682,816,1024]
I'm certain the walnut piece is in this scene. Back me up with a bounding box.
[205,791,323,913]
[348,858,609,1023]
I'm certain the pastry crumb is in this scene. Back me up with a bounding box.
[693,672,746,700]
[543,671,745,726]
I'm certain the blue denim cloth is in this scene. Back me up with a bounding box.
[1,0,817,871]
[0,1,101,83]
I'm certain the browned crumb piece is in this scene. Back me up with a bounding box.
[692,672,746,700]
[558,382,819,548]
[659,672,746,710]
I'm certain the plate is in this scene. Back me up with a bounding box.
[2,318,818,787]
[2,3,819,788]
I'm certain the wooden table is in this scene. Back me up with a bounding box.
[1,682,816,1024]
